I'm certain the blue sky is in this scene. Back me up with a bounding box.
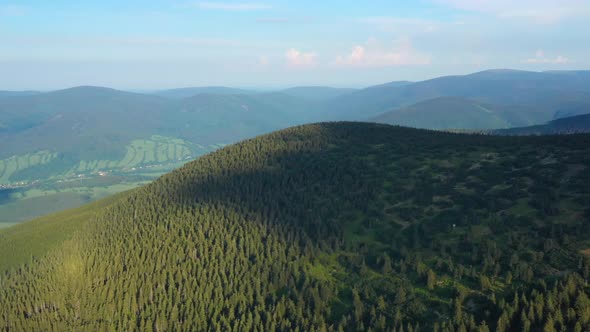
[1,0,589,89]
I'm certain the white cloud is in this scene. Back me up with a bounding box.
[335,39,431,67]
[285,48,317,67]
[524,50,570,64]
[433,0,590,23]
[196,2,271,11]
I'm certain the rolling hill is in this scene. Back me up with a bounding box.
[1,122,589,331]
[371,97,548,130]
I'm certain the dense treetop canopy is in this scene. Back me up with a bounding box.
[1,122,590,331]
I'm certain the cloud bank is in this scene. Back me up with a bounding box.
[285,48,317,67]
[523,50,570,64]
[335,39,431,67]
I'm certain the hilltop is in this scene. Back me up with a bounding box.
[1,122,589,331]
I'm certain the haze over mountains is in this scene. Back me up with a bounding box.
[3,69,590,157]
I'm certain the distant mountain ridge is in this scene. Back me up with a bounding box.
[153,87,254,99]
[279,86,358,101]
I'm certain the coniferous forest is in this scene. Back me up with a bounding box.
[1,122,590,331]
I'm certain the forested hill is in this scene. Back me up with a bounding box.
[2,122,590,331]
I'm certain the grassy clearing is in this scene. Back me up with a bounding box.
[62,135,211,176]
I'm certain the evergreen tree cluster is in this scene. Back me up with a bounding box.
[1,122,590,331]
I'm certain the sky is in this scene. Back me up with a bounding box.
[0,0,589,90]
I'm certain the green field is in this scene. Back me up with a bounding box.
[0,150,57,184]
[0,136,221,184]
[65,135,214,176]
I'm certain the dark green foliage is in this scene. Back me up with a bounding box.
[1,122,590,331]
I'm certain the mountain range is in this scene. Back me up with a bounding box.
[2,69,590,225]
[2,70,590,158]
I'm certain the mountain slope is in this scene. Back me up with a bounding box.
[280,86,358,101]
[490,113,590,135]
[0,86,172,158]
[2,122,590,331]
[169,92,319,143]
[371,97,546,130]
